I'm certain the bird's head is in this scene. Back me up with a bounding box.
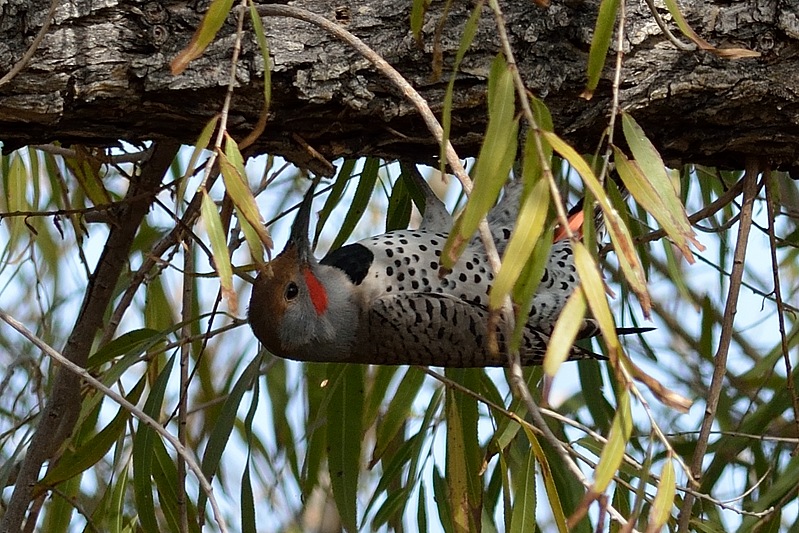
[248,181,357,361]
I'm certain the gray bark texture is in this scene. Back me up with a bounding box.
[1,0,798,171]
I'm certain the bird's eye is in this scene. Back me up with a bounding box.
[285,282,299,301]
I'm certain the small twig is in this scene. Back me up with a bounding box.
[642,0,696,51]
[0,0,59,87]
[0,309,229,533]
[177,240,193,533]
[598,0,627,186]
[764,168,799,452]
[199,0,250,193]
[677,159,761,532]
[31,144,154,164]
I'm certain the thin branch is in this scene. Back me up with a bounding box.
[0,139,181,533]
[764,168,799,452]
[0,0,59,87]
[0,309,229,533]
[177,240,193,533]
[642,0,696,51]
[31,144,154,164]
[677,159,761,532]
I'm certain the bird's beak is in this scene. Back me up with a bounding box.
[286,178,320,265]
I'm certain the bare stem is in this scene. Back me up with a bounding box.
[177,241,193,533]
[764,168,799,452]
[676,159,760,532]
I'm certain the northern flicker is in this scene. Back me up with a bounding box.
[248,177,641,367]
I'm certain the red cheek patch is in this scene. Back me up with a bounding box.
[303,268,328,315]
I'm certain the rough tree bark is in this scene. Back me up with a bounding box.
[1,0,799,171]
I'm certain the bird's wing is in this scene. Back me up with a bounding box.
[360,292,601,367]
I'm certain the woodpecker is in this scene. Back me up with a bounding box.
[248,178,636,367]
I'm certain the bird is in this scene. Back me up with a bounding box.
[248,175,644,367]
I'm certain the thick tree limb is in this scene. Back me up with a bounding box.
[0,139,180,533]
[1,0,798,169]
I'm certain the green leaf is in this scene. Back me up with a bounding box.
[240,360,262,533]
[432,465,454,532]
[410,0,430,43]
[489,177,549,309]
[301,363,329,498]
[248,1,272,109]
[86,328,161,369]
[592,389,632,493]
[38,377,145,491]
[327,364,365,532]
[543,287,588,376]
[386,170,414,231]
[439,1,484,176]
[132,354,176,533]
[201,189,237,311]
[509,443,537,533]
[445,369,482,533]
[544,131,650,315]
[520,425,568,533]
[583,0,620,98]
[108,457,130,533]
[372,368,425,463]
[329,158,380,251]
[315,160,357,246]
[171,0,236,73]
[198,353,262,513]
[647,456,676,532]
[443,54,518,268]
[151,436,200,533]
[373,487,412,529]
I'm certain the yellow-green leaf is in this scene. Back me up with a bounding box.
[201,189,237,311]
[572,241,620,357]
[592,389,632,493]
[327,364,365,532]
[662,0,759,58]
[489,177,549,309]
[583,0,620,99]
[219,142,273,253]
[543,287,588,376]
[619,113,704,261]
[443,54,518,268]
[646,456,676,532]
[171,0,236,74]
[179,116,219,204]
[520,425,568,533]
[509,443,537,533]
[543,131,651,315]
[65,148,112,206]
[248,2,272,109]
